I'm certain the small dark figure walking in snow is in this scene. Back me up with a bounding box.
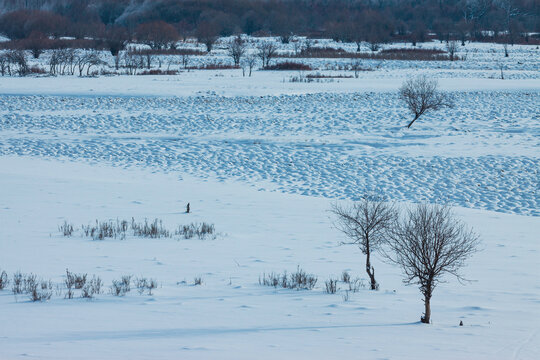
[186,203,190,213]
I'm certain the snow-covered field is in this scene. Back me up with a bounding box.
[0,39,539,359]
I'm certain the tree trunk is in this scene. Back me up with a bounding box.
[365,249,377,290]
[421,293,431,323]
[407,114,420,128]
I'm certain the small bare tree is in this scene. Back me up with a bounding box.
[180,53,190,68]
[227,36,246,67]
[446,40,458,61]
[123,51,144,75]
[498,62,505,80]
[384,204,479,324]
[7,50,29,76]
[399,75,453,128]
[241,54,257,76]
[332,199,396,290]
[0,54,9,76]
[257,41,278,68]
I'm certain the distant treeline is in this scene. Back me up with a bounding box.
[0,0,538,47]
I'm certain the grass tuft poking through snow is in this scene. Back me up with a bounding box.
[81,276,102,299]
[58,221,74,237]
[259,266,318,290]
[10,272,53,302]
[176,222,216,240]
[325,278,338,294]
[0,269,9,290]
[111,275,132,296]
[135,277,158,295]
[67,219,216,241]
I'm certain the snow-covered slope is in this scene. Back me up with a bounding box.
[0,157,538,360]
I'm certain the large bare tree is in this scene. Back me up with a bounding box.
[256,41,278,68]
[384,204,479,324]
[332,199,396,290]
[226,36,247,67]
[399,75,453,128]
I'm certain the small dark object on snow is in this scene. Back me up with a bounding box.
[459,320,463,326]
[186,203,190,213]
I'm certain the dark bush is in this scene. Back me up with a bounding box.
[136,48,205,56]
[139,69,178,75]
[264,61,313,71]
[186,63,239,70]
[135,21,179,50]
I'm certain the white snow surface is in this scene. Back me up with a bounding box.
[0,157,538,360]
[0,40,539,359]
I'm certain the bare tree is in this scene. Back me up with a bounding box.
[196,21,219,52]
[257,41,277,68]
[7,50,29,76]
[76,51,103,76]
[384,204,479,324]
[399,75,453,128]
[498,62,505,80]
[123,51,144,75]
[332,199,396,290]
[241,54,257,76]
[227,36,246,67]
[446,40,458,61]
[180,53,190,69]
[0,54,9,76]
[49,48,76,76]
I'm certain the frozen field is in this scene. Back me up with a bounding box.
[0,41,539,359]
[0,88,538,215]
[0,157,538,360]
